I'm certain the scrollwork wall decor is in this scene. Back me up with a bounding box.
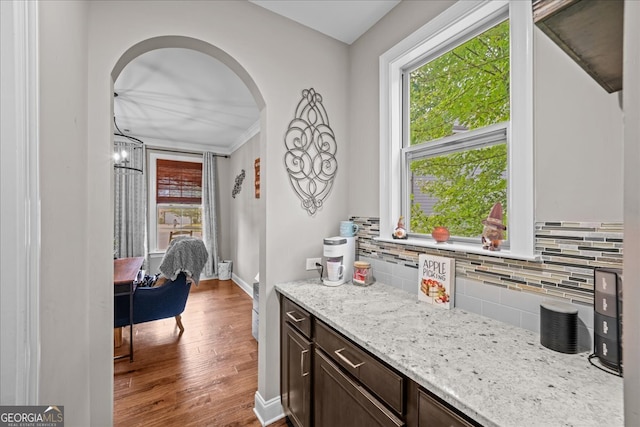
[232,169,245,198]
[284,88,338,215]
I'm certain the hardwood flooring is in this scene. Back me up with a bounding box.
[114,279,289,427]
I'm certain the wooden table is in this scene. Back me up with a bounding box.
[114,256,144,362]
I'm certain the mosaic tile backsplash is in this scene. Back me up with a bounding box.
[351,217,623,306]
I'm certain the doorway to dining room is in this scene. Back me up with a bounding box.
[110,35,266,424]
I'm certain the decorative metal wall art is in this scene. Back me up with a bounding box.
[232,169,245,198]
[284,88,337,215]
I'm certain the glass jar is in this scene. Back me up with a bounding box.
[353,261,374,286]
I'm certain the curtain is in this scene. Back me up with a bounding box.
[202,152,219,277]
[114,171,146,260]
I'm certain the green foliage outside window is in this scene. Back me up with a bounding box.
[409,20,510,238]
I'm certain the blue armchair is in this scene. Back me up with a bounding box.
[114,273,191,333]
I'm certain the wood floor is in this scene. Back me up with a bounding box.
[114,279,289,427]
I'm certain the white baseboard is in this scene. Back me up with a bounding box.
[232,273,253,297]
[253,391,285,426]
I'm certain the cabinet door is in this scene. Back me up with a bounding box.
[314,349,404,427]
[315,319,404,414]
[282,323,312,427]
[417,388,474,427]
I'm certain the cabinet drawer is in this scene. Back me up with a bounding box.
[283,298,312,339]
[418,388,475,427]
[315,319,404,414]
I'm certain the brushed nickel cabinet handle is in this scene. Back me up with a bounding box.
[301,349,310,377]
[334,348,364,369]
[286,311,305,323]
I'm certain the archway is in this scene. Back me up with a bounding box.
[109,34,267,420]
[112,35,265,110]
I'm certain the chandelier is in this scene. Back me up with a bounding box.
[113,116,144,175]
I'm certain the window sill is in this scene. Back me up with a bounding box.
[373,236,541,262]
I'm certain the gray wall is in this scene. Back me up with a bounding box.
[534,29,623,222]
[217,156,232,267]
[38,1,94,425]
[347,0,456,217]
[229,133,261,290]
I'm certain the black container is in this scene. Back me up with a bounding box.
[540,300,578,354]
[593,268,623,374]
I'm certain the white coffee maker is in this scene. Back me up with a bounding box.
[322,236,355,287]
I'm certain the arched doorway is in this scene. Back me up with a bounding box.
[110,34,267,421]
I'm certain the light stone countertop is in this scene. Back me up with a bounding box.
[275,279,624,427]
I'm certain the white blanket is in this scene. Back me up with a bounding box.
[159,236,208,285]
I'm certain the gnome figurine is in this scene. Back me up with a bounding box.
[481,203,506,251]
[393,216,408,239]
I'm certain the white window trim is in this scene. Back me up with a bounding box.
[148,150,203,253]
[379,0,535,260]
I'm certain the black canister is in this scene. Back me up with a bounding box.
[540,300,578,354]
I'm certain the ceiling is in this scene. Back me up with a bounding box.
[250,0,400,45]
[114,48,260,155]
[113,0,400,155]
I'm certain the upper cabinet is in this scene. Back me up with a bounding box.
[533,0,624,93]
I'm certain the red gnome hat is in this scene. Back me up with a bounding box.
[482,202,506,230]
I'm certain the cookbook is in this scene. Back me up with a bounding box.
[418,254,455,309]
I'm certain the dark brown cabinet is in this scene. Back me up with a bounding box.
[314,349,404,427]
[279,294,480,427]
[315,319,404,414]
[281,298,313,427]
[283,324,312,427]
[416,389,474,427]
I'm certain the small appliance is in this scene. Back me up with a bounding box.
[322,236,355,287]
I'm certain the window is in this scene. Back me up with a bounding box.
[149,153,203,251]
[380,0,534,258]
[405,18,509,242]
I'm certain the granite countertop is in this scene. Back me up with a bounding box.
[275,279,624,427]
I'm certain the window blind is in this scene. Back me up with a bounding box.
[156,159,202,204]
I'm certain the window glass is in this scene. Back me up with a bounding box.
[409,143,507,238]
[157,205,203,251]
[405,19,510,240]
[408,20,510,145]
